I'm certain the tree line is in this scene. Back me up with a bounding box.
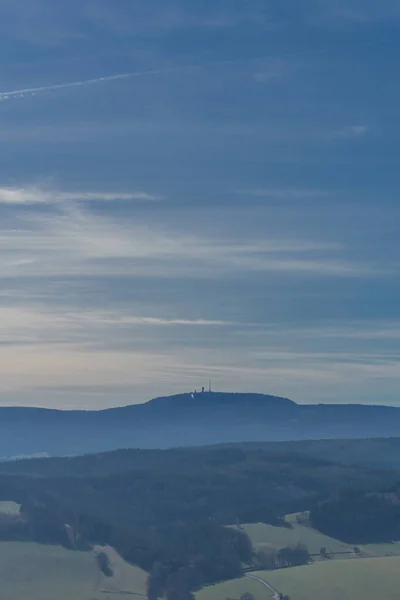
[310,486,400,544]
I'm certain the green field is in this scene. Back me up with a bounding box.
[198,517,400,600]
[235,513,353,558]
[360,541,400,557]
[198,574,264,600]
[198,557,400,600]
[0,500,21,515]
[94,545,148,597]
[235,514,400,560]
[265,556,400,600]
[0,542,147,600]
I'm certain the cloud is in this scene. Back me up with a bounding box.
[0,333,399,408]
[329,7,370,22]
[0,298,399,407]
[67,312,234,328]
[0,186,161,205]
[252,58,289,83]
[0,306,235,347]
[323,1,400,23]
[0,198,376,279]
[329,125,369,139]
[238,188,329,199]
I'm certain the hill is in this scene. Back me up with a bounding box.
[0,541,147,600]
[0,443,398,600]
[2,392,400,456]
[236,514,353,558]
[197,557,400,600]
[4,436,400,478]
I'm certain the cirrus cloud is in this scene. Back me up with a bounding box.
[0,186,162,205]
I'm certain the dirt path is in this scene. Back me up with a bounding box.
[245,572,282,600]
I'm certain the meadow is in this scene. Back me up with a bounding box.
[265,556,400,600]
[198,557,400,600]
[0,500,21,515]
[235,513,400,560]
[236,513,353,558]
[0,541,148,600]
[197,516,400,600]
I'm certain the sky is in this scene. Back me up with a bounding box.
[0,0,399,408]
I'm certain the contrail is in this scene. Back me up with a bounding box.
[0,58,260,101]
[0,69,176,100]
[0,55,299,101]
[0,73,132,99]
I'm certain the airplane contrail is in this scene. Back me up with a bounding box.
[0,69,176,100]
[0,58,255,100]
[0,58,260,101]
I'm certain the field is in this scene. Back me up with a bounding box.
[198,557,400,600]
[198,574,264,600]
[94,545,148,597]
[0,500,21,515]
[235,514,400,560]
[197,517,400,600]
[0,541,148,600]
[265,556,400,600]
[234,513,353,558]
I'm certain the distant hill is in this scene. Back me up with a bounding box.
[1,391,400,457]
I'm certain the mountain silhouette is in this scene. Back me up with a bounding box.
[1,391,400,457]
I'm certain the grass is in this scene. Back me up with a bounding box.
[236,513,400,560]
[94,545,148,597]
[197,575,263,600]
[197,557,400,600]
[361,541,400,557]
[235,513,353,558]
[0,500,21,515]
[265,556,400,600]
[0,541,148,600]
[199,516,400,600]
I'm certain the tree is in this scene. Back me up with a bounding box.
[255,550,277,570]
[96,551,113,577]
[165,572,196,600]
[277,544,310,568]
[240,593,255,600]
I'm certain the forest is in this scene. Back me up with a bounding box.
[0,444,398,599]
[310,485,400,544]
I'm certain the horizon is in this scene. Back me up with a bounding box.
[0,1,399,409]
[1,388,400,411]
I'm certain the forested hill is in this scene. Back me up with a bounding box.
[0,443,398,599]
[310,484,400,544]
[1,391,400,457]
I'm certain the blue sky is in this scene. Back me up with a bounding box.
[0,0,399,408]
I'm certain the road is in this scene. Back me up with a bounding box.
[245,572,282,600]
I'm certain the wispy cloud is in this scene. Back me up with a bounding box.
[0,197,377,279]
[238,188,329,199]
[0,186,161,205]
[329,124,369,139]
[0,306,235,347]
[252,58,290,83]
[0,333,399,408]
[68,313,234,328]
[323,1,400,23]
